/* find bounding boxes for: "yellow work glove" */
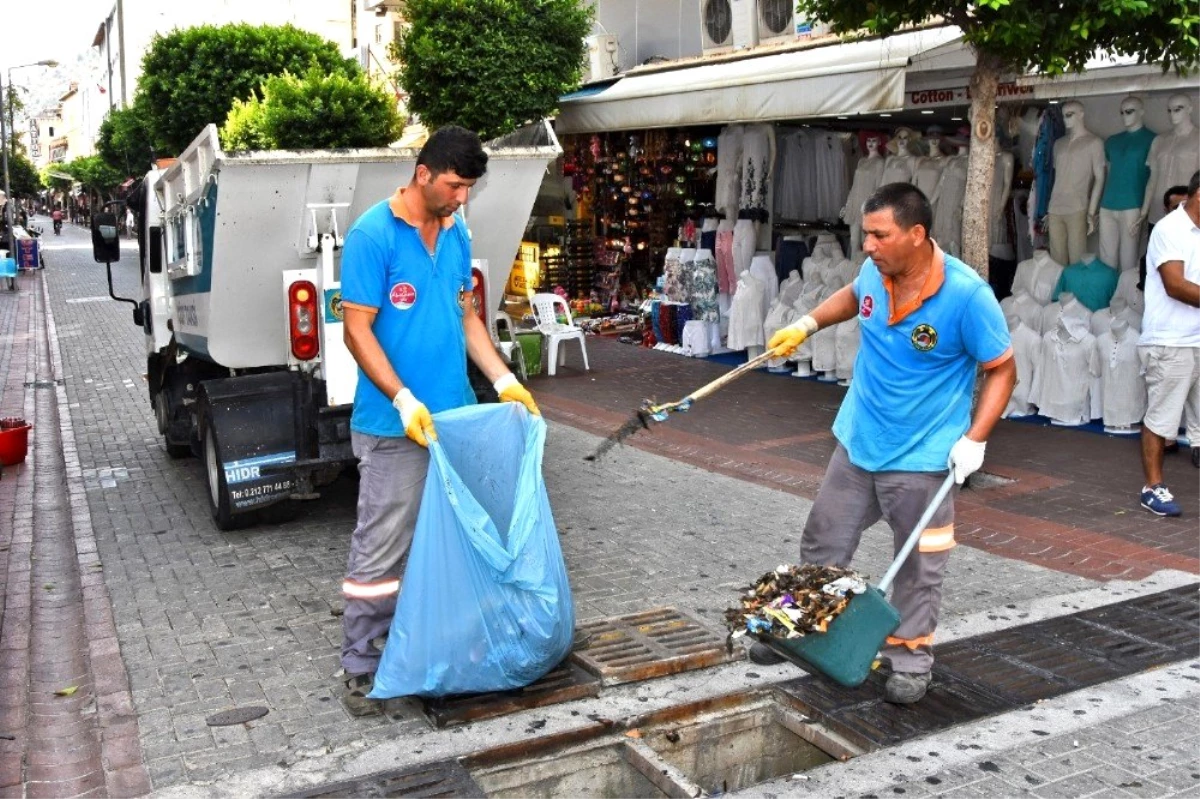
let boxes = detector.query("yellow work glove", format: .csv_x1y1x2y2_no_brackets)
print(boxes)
768,315,819,358
493,373,541,416
392,388,437,447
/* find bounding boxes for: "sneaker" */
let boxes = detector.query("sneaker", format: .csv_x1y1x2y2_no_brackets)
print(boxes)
1140,484,1182,517
342,672,381,717
885,671,931,704
748,642,786,665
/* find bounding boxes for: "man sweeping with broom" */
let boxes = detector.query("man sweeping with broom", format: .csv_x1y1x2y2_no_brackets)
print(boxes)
760,183,1016,704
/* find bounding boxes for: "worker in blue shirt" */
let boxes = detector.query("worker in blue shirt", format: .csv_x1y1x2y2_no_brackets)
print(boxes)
764,183,1016,704
337,126,540,715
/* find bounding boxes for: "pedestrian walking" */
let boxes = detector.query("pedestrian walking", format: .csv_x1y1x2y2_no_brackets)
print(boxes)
762,182,1016,704
1137,171,1200,517
336,125,540,715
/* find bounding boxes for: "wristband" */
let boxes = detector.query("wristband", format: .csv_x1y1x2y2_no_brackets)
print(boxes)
493,373,518,394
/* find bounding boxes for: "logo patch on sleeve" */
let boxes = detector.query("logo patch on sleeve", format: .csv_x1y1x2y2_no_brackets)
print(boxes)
389,282,417,310
911,323,938,352
860,295,874,319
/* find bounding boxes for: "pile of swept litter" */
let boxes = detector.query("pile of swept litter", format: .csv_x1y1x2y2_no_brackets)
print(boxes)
725,564,868,639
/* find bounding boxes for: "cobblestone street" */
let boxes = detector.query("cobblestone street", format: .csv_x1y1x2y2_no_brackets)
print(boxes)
0,219,1196,797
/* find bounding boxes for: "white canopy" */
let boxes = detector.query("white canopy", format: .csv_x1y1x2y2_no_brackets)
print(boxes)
555,27,964,134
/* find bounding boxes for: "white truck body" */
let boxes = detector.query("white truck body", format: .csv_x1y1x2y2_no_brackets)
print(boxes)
113,122,560,528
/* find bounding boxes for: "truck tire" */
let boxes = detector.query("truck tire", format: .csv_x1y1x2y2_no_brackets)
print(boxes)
154,393,191,459
202,422,256,531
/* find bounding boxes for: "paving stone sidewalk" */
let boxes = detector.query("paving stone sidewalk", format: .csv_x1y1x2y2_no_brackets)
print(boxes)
3,219,1196,796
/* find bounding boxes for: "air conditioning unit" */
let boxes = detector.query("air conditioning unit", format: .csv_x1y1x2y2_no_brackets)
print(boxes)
583,34,619,83
757,0,796,45
700,0,759,56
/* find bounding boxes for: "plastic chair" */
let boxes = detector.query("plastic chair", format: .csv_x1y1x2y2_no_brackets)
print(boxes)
492,310,527,382
529,293,590,376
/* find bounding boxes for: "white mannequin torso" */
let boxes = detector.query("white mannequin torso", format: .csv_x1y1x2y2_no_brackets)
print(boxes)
1047,129,1105,215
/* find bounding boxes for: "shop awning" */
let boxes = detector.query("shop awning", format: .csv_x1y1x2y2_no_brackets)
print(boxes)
555,26,964,134
1016,54,1196,100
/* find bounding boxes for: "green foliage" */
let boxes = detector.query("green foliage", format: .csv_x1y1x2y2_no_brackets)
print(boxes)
63,155,124,195
8,152,42,197
41,166,72,193
796,0,1198,76
396,0,593,140
137,23,359,155
220,68,404,151
97,101,157,177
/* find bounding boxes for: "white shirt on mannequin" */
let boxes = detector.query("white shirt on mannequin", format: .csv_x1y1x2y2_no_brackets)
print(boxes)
1091,319,1146,427
1142,95,1200,226
1031,314,1096,425
1005,316,1043,417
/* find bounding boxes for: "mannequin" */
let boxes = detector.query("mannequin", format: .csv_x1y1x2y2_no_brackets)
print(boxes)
739,124,776,213
749,252,779,317
727,271,767,356
1140,94,1199,227
1090,294,1142,337
834,315,860,385
677,248,697,305
841,136,887,252
1004,310,1042,418
1000,287,1045,333
689,248,719,325
1046,101,1106,268
989,149,1016,260
1030,312,1095,426
715,218,737,296
763,271,803,372
1099,97,1157,271
1040,291,1091,337
731,211,758,297
881,127,921,185
930,138,970,255
1113,266,1145,318
662,248,686,303
913,130,948,199
1011,249,1064,306
1092,317,1146,433
811,280,841,380
1053,252,1118,312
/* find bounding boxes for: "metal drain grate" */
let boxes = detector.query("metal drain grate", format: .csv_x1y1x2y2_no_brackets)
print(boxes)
285,760,484,798
570,607,743,686
778,584,1199,750
421,661,601,729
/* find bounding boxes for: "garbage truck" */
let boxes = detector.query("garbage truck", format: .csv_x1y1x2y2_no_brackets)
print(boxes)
96,122,560,529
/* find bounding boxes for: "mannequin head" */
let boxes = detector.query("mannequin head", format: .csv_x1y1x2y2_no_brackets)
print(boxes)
865,136,881,157
1111,317,1129,338
1167,94,1195,131
1118,96,1145,131
1061,101,1085,132
889,127,918,156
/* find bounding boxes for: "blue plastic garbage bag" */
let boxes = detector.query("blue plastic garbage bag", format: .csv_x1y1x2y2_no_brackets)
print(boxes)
369,403,574,698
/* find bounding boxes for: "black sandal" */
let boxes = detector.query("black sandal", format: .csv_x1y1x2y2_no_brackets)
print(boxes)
342,673,381,717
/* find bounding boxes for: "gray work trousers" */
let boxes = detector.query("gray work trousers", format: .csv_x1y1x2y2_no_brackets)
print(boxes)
341,432,429,676
801,444,956,673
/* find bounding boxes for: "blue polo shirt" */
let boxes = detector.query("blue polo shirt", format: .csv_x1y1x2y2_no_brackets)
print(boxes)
833,250,1011,473
1052,257,1119,312
1100,128,1156,211
341,195,476,437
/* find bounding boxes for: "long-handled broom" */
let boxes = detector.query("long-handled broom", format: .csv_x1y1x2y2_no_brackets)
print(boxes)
585,348,776,461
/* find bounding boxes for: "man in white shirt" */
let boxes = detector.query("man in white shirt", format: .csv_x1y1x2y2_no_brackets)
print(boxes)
1138,171,1200,517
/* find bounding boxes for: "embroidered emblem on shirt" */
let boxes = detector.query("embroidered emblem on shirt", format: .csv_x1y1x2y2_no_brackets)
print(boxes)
860,295,874,319
390,282,417,310
911,323,937,352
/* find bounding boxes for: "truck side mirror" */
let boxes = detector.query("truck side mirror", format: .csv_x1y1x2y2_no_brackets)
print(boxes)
149,227,163,274
91,211,121,263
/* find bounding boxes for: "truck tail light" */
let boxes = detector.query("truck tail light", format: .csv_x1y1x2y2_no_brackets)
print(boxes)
289,280,320,360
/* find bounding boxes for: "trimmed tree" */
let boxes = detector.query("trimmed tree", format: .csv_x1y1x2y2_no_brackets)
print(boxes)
8,152,42,198
394,0,592,140
97,101,157,177
796,0,1200,274
221,68,404,151
138,23,359,155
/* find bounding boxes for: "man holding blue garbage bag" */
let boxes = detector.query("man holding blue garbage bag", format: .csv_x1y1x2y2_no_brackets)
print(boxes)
338,125,541,715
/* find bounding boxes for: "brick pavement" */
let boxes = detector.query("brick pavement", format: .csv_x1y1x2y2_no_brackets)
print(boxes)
529,337,1200,581
5,220,1195,794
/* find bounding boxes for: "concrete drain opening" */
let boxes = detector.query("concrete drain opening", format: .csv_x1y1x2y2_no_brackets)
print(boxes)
464,691,863,798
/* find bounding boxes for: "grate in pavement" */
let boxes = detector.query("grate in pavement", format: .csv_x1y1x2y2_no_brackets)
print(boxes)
570,607,743,686
284,760,484,798
777,584,1198,750
421,661,601,729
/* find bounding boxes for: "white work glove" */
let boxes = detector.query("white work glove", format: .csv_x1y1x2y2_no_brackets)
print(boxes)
947,435,986,484
493,373,540,415
767,315,818,358
393,388,436,447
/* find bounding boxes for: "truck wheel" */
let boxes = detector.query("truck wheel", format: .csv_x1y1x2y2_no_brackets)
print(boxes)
203,423,254,531
155,393,191,459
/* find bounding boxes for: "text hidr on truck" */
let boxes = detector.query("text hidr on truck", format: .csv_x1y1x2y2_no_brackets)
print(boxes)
96,122,560,529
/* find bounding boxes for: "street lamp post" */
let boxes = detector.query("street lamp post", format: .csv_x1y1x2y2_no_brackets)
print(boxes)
2,59,58,247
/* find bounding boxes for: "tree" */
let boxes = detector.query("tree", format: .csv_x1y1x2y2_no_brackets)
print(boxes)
797,0,1200,274
8,151,42,197
221,68,404,151
97,101,157,177
395,0,592,140
64,155,124,196
137,23,359,155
